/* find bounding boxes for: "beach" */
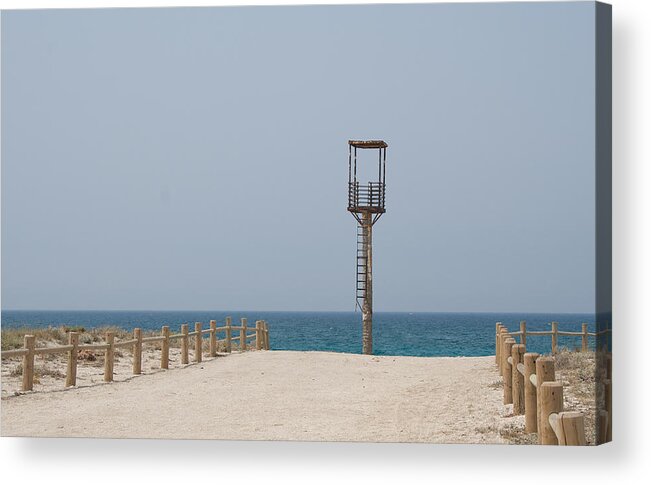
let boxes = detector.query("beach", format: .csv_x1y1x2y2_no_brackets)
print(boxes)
1,350,515,443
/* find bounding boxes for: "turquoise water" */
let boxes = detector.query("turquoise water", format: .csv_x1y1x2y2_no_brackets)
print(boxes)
1,310,598,357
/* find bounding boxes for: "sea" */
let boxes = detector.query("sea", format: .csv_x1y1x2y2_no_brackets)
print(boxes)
0,310,598,357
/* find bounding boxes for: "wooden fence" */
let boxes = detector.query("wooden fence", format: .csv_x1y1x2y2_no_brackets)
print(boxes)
1,317,270,392
496,322,612,445
495,320,610,357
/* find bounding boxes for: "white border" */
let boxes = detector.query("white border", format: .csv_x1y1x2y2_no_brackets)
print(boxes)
1,0,649,483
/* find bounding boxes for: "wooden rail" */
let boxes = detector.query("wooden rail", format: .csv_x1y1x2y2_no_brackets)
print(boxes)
495,320,609,358
1,318,271,392
495,322,612,445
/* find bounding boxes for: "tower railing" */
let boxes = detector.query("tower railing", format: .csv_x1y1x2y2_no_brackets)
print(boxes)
348,181,386,211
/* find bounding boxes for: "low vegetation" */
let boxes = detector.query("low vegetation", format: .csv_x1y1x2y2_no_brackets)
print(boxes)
492,346,597,445
553,346,597,444
9,362,66,382
1,325,221,353
1,326,129,351
2,324,237,396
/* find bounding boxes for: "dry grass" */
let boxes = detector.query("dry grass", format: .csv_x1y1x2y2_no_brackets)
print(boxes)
2,324,255,397
553,346,597,444
1,325,132,351
10,363,66,382
499,421,538,445
494,346,598,445
487,379,503,390
1,325,224,352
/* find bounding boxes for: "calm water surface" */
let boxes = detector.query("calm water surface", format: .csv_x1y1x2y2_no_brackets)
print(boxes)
1,310,598,357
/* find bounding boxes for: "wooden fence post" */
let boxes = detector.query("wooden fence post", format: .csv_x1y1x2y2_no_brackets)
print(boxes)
520,321,526,346
66,332,79,387
605,378,612,441
605,351,613,441
598,410,609,444
524,352,539,433
22,335,36,392
133,328,142,375
195,322,202,363
240,318,247,351
255,321,262,350
607,352,612,440
264,321,270,350
161,326,170,369
225,317,232,353
495,322,502,364
512,344,526,415
181,324,189,364
499,329,510,377
503,338,516,405
209,320,217,357
581,323,588,352
535,357,556,442
559,412,586,445
540,381,563,445
104,332,115,382
551,321,558,354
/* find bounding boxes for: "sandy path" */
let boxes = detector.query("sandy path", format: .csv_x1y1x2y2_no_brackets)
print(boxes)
1,351,509,443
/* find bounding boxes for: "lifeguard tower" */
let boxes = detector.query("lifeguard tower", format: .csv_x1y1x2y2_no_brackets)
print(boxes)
347,139,388,355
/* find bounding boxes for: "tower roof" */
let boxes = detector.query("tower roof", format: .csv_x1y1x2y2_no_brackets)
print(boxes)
348,140,388,149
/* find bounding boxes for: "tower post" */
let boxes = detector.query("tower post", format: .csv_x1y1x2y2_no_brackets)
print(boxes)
347,139,387,355
362,211,373,354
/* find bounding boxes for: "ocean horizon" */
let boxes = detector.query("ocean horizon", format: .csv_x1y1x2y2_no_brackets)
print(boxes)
1,310,596,357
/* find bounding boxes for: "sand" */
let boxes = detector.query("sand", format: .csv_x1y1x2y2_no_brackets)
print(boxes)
1,351,515,443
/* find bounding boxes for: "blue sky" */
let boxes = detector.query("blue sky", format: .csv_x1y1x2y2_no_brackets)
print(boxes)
1,3,597,312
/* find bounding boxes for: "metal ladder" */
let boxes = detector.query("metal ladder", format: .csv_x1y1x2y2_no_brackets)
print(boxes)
355,222,367,310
